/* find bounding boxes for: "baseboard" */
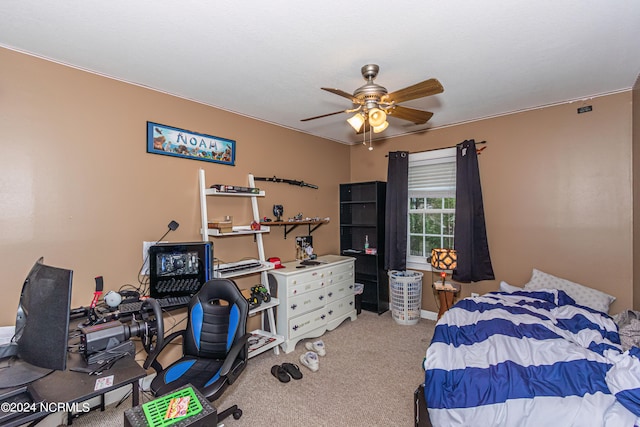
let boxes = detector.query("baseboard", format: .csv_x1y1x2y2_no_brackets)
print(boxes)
420,310,438,321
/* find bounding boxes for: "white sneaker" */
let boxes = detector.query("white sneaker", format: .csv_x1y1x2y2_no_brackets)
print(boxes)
305,339,326,356
299,351,319,372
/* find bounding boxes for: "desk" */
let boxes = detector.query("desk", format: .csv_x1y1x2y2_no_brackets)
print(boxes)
1,341,146,427
34,351,146,406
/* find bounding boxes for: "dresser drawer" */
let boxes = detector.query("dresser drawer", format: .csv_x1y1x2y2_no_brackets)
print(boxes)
289,308,327,339
325,269,354,287
325,279,354,303
324,262,354,283
326,296,355,321
287,268,326,286
287,288,326,317
288,276,325,297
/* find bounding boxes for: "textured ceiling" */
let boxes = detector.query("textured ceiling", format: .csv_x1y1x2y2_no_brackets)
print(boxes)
1,1,639,145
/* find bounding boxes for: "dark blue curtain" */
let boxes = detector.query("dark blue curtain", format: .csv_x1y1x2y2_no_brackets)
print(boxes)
452,140,494,283
384,151,409,271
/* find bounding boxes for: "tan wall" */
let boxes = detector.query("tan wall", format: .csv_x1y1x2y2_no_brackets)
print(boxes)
0,45,634,326
350,91,633,315
0,47,350,327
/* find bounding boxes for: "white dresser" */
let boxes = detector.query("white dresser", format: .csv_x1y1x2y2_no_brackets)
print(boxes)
270,255,357,353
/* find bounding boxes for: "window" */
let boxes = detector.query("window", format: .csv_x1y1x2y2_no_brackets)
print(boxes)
406,147,456,270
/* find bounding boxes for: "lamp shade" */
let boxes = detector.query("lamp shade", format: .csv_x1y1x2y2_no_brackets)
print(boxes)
368,108,387,127
372,120,389,133
430,248,457,270
347,113,365,132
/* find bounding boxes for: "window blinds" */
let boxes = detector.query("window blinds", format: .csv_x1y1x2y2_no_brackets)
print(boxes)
408,151,456,198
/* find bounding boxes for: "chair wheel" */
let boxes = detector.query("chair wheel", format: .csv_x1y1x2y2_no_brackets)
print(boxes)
233,409,243,420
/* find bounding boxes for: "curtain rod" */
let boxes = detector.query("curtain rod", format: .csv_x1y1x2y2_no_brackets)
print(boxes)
385,140,487,157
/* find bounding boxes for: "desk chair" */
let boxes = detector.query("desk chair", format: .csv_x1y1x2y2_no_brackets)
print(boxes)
143,278,249,422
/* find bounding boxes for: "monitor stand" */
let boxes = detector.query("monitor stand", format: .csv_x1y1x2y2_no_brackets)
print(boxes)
0,357,53,388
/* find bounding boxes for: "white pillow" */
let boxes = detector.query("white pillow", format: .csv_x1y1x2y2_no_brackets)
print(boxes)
523,268,615,313
500,281,523,293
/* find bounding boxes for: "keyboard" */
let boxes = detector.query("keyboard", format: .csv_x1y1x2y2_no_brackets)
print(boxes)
118,295,192,315
214,259,263,275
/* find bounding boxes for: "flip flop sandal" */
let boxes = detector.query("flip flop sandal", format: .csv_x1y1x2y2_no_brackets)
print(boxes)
271,364,290,383
281,362,303,380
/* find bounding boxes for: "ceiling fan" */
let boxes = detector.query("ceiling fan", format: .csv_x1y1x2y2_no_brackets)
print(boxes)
301,64,444,135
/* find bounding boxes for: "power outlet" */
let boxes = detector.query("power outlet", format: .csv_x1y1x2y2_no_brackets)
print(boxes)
471,292,480,298
142,240,166,275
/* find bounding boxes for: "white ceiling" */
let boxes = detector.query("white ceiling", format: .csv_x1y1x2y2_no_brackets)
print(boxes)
1,1,639,145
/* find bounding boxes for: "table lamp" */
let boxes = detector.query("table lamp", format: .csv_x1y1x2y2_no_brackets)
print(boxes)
430,248,457,288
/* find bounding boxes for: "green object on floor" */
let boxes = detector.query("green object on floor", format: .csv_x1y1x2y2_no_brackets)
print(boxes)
142,386,203,427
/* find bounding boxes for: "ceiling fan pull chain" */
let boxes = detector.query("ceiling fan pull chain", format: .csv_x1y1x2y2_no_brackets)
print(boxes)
362,119,366,146
369,123,373,151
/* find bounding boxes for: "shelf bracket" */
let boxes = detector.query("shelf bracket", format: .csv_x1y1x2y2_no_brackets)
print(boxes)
283,222,326,239
283,224,299,239
261,220,328,239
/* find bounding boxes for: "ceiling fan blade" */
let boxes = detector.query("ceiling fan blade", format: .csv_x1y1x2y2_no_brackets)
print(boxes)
381,78,444,104
388,105,433,124
321,87,359,104
301,110,346,122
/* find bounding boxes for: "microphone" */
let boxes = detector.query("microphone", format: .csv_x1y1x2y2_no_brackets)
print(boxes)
156,220,180,243
138,220,180,281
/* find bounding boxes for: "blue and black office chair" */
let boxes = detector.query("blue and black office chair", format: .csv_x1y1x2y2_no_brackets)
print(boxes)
143,278,250,422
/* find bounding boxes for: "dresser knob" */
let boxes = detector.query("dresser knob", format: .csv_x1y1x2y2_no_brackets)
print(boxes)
321,314,326,320
328,292,333,297
328,310,333,315
291,304,297,310
319,295,324,300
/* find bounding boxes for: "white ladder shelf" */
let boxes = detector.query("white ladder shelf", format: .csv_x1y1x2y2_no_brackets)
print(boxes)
198,168,284,358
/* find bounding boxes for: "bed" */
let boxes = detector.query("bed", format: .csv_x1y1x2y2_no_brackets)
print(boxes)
419,272,640,427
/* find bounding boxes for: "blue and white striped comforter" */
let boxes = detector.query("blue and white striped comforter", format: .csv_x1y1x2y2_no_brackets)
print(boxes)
424,290,640,426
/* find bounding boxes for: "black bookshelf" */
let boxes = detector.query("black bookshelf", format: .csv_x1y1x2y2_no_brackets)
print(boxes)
339,181,388,314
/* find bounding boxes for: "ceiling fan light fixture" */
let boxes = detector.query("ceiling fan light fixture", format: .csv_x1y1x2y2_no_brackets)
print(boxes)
372,120,389,133
368,108,387,127
347,113,365,132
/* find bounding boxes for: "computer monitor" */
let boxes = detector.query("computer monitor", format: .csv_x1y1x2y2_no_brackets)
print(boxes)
148,242,213,298
0,257,73,388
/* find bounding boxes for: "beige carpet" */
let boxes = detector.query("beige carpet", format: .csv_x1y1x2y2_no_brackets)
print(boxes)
69,310,435,426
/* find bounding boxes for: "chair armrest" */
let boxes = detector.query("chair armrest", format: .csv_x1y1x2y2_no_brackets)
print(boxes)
218,333,250,379
143,329,185,371
199,333,250,400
